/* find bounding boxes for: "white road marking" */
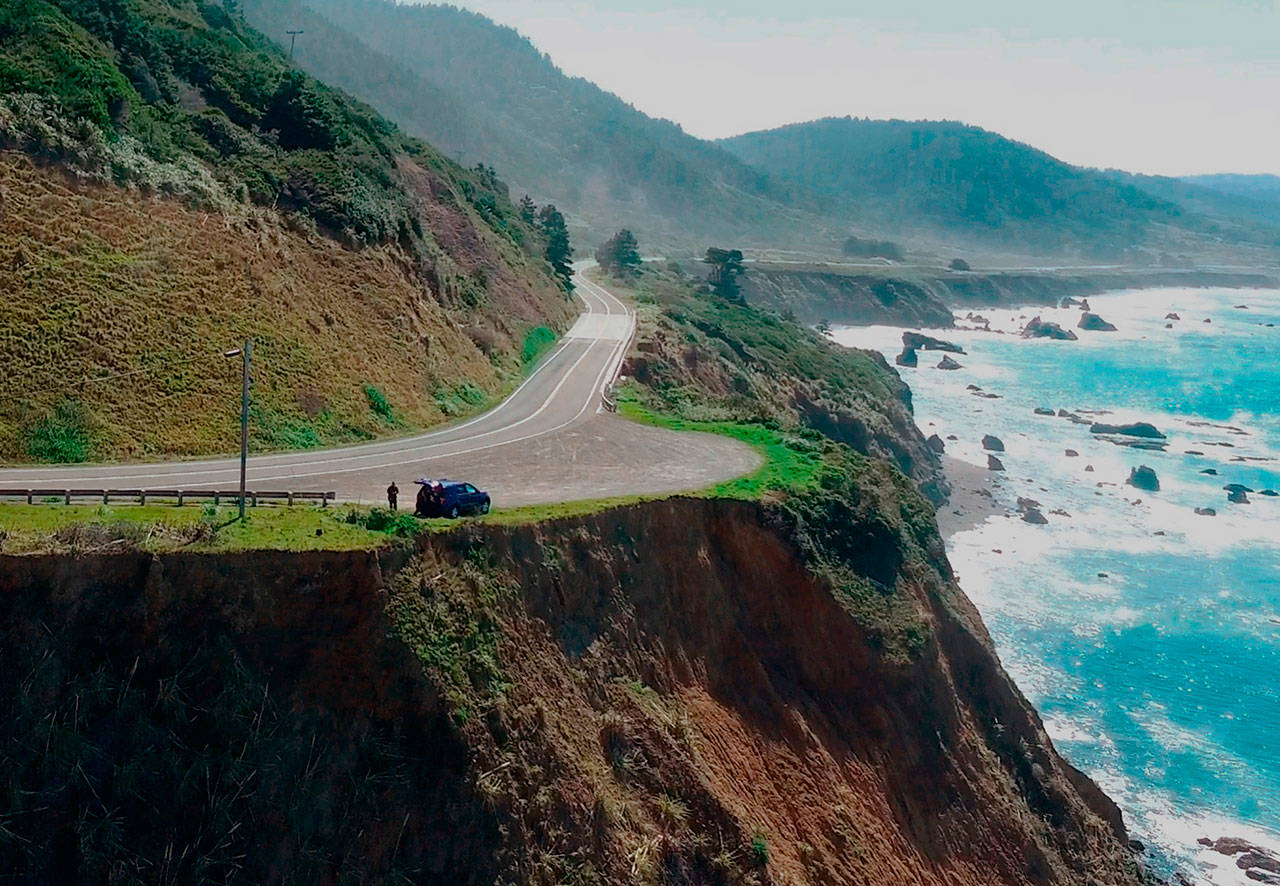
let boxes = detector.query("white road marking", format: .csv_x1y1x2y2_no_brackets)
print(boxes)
0,267,639,491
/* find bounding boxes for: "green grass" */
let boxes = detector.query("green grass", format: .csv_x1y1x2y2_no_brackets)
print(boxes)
0,502,390,553
0,384,829,553
520,325,557,367
617,388,826,499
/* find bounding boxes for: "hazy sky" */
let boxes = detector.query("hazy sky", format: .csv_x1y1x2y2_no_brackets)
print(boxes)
447,0,1280,176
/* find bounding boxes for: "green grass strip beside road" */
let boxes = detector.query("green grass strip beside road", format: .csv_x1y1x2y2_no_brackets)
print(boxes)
0,403,831,553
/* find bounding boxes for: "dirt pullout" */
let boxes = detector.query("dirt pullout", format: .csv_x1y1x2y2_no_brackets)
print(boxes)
0,495,1142,884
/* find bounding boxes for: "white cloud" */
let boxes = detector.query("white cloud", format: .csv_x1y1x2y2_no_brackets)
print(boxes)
448,0,1280,175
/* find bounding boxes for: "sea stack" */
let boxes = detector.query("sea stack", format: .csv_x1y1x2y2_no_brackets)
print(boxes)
1127,465,1160,492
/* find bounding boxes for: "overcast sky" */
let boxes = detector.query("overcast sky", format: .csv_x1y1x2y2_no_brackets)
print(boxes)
445,0,1280,176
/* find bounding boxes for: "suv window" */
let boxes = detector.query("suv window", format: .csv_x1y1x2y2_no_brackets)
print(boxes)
464,484,477,493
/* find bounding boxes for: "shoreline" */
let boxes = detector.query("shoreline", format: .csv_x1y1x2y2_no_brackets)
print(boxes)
935,454,1006,540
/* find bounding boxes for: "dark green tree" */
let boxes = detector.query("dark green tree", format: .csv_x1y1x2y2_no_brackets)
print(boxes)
538,204,574,291
518,194,537,224
703,247,745,303
596,229,642,278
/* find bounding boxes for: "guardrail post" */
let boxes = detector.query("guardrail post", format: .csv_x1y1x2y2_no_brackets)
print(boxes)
287,491,294,506
64,490,70,505
250,492,258,508
177,491,184,507
103,490,109,505
139,491,146,506
324,492,332,507
26,490,32,505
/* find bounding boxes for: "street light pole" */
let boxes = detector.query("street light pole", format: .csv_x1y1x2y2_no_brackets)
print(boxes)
224,340,252,522
238,339,251,522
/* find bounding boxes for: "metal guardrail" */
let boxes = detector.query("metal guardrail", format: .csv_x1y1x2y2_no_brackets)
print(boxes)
0,489,336,507
601,386,619,413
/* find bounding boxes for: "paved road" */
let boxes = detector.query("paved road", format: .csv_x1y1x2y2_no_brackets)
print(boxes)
0,270,761,507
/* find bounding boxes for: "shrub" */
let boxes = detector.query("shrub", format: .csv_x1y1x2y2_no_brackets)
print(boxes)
751,834,769,866
363,384,394,422
360,507,420,537
25,399,94,463
520,325,556,365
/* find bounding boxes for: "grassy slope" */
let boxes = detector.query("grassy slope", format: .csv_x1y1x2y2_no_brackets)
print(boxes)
606,265,948,500
0,0,573,462
0,265,942,552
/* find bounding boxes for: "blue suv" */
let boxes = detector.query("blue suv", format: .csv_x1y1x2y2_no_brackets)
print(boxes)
414,479,491,518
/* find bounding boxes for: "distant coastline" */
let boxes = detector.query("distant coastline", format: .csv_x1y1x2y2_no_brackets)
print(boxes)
744,265,1280,328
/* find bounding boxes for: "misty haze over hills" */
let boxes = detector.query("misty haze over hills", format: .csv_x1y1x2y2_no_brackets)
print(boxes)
246,0,1280,264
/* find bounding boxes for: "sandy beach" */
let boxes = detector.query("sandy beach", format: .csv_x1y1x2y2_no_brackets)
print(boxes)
935,454,1008,540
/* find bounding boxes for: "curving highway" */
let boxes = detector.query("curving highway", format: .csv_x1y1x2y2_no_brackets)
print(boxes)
0,269,761,507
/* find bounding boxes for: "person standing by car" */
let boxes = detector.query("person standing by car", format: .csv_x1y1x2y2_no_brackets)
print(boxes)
386,481,399,511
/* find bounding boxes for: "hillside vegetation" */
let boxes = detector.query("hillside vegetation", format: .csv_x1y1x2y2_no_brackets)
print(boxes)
0,0,573,461
721,117,1280,259
242,0,827,249
607,265,949,502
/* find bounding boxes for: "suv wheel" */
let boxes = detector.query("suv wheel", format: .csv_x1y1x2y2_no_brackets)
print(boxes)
480,500,490,515
449,505,460,519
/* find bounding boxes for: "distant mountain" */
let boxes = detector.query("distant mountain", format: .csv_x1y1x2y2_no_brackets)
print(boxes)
244,0,824,249
720,118,1280,259
1181,174,1280,204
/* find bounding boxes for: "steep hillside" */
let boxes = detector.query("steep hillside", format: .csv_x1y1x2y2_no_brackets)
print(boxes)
0,487,1146,883
242,0,826,249
0,0,573,461
720,117,1280,259
607,266,950,503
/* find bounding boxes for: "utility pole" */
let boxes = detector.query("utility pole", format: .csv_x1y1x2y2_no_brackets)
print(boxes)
224,340,252,522
286,29,303,59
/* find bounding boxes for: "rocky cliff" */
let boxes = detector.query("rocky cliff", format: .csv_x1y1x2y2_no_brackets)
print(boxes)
743,266,1280,328
0,485,1145,883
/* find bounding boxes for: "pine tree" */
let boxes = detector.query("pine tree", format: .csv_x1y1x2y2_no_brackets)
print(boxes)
703,247,745,302
538,204,574,291
518,195,537,224
595,229,642,278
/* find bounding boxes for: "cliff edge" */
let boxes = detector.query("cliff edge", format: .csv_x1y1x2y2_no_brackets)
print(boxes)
0,474,1142,883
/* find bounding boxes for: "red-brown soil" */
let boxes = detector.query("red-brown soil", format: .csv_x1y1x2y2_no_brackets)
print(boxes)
0,497,1144,884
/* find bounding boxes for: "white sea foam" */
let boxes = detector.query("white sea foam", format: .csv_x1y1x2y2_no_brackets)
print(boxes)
831,285,1280,879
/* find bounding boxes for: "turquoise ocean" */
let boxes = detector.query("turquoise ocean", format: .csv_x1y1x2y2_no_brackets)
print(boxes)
833,287,1280,884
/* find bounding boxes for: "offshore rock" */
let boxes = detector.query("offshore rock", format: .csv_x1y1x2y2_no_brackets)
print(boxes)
1078,312,1118,332
982,434,1005,452
1090,422,1165,439
1021,316,1078,340
937,355,962,370
903,331,965,353
1127,466,1160,492
895,346,918,367
988,454,1006,471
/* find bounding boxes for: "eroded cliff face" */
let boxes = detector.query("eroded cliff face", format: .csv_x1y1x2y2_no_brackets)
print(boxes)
0,493,1143,884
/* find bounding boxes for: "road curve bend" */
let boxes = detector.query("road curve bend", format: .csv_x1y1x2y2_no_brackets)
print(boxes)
0,269,761,507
